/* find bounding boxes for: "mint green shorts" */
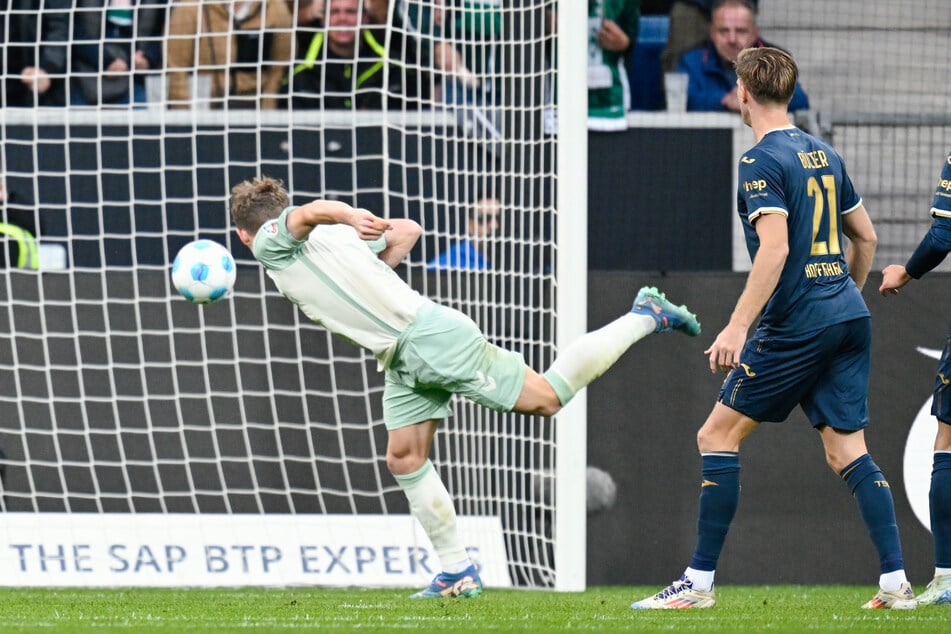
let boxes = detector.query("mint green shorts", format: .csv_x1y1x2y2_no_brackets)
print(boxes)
383,302,527,430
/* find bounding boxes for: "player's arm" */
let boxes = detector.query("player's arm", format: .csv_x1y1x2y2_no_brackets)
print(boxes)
706,212,788,373
378,219,423,268
286,200,390,240
841,203,876,291
881,216,951,295
882,153,951,295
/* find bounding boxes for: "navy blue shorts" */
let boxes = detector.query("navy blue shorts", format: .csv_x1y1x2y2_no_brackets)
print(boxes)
718,317,870,430
933,326,951,425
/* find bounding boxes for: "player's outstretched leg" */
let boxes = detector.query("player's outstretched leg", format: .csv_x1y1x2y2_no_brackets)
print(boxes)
410,564,483,599
861,582,917,609
916,574,951,606
630,575,716,609
630,286,701,336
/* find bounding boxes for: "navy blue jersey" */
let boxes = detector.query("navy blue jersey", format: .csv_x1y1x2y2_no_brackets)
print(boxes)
905,149,951,279
932,150,951,218
918,149,951,424
737,127,869,336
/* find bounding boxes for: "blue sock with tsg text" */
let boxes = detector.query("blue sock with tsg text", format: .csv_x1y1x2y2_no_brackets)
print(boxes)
840,454,904,574
689,452,741,573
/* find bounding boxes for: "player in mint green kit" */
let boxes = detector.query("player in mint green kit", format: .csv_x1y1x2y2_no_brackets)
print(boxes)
633,47,915,610
229,176,700,598
880,148,951,607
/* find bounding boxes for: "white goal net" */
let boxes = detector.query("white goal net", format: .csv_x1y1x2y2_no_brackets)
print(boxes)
0,1,587,589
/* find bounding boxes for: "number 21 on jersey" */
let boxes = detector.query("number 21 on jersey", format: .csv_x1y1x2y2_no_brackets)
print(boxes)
808,175,840,255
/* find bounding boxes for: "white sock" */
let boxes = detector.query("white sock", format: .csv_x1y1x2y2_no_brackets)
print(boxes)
936,567,951,577
544,313,655,404
684,567,715,592
444,560,471,574
393,460,469,572
880,569,908,592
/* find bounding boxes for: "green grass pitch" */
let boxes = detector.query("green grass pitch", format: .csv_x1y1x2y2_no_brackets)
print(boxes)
0,586,948,632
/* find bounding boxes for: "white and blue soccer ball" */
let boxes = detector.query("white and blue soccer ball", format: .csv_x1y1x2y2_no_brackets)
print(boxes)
171,239,236,304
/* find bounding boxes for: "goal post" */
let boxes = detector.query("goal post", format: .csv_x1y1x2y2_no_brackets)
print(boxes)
553,0,589,593
0,0,587,590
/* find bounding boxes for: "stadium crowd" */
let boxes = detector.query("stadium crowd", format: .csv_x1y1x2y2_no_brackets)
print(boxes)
2,1,807,115
1,0,503,110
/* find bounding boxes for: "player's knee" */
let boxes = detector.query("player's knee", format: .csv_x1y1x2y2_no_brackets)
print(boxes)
513,380,563,417
515,401,561,417
822,444,862,473
823,450,847,474
537,398,562,417
696,426,715,452
386,447,426,476
696,426,738,453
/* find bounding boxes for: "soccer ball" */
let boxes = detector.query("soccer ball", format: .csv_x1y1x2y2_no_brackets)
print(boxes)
171,239,236,304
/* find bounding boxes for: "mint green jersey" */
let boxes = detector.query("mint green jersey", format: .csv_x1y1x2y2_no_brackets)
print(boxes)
252,207,429,369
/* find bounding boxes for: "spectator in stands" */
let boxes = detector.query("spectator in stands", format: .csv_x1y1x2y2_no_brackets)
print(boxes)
660,0,755,73
541,2,640,134
364,0,477,102
71,0,169,107
166,0,293,110
291,0,324,26
677,0,808,113
439,0,503,107
286,0,428,110
2,0,70,107
587,0,640,131
427,196,501,271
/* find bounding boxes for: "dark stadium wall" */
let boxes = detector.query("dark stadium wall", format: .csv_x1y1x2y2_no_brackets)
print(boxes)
4,124,727,270
586,128,734,271
585,271,947,586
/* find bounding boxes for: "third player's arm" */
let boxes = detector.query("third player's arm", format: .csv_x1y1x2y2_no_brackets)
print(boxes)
881,216,951,295
841,204,877,291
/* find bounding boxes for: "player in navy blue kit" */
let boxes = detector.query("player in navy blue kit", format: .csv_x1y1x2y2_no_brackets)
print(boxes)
880,149,951,607
632,46,916,610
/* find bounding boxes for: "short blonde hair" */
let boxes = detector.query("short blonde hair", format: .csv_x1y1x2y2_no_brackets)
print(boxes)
230,176,290,234
734,46,798,106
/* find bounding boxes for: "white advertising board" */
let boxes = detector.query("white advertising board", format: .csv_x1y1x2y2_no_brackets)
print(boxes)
0,514,511,588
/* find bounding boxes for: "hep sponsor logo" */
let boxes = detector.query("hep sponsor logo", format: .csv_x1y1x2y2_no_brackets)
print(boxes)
743,179,768,192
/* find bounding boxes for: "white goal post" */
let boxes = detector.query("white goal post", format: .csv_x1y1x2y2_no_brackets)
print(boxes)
0,0,587,590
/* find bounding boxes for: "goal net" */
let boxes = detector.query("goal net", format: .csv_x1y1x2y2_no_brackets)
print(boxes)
0,1,587,589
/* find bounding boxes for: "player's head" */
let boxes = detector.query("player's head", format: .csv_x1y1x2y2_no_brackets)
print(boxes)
734,46,797,121
710,0,758,63
230,176,290,240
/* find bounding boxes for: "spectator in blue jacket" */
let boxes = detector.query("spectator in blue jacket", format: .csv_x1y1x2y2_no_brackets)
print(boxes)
661,0,758,73
677,0,808,113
